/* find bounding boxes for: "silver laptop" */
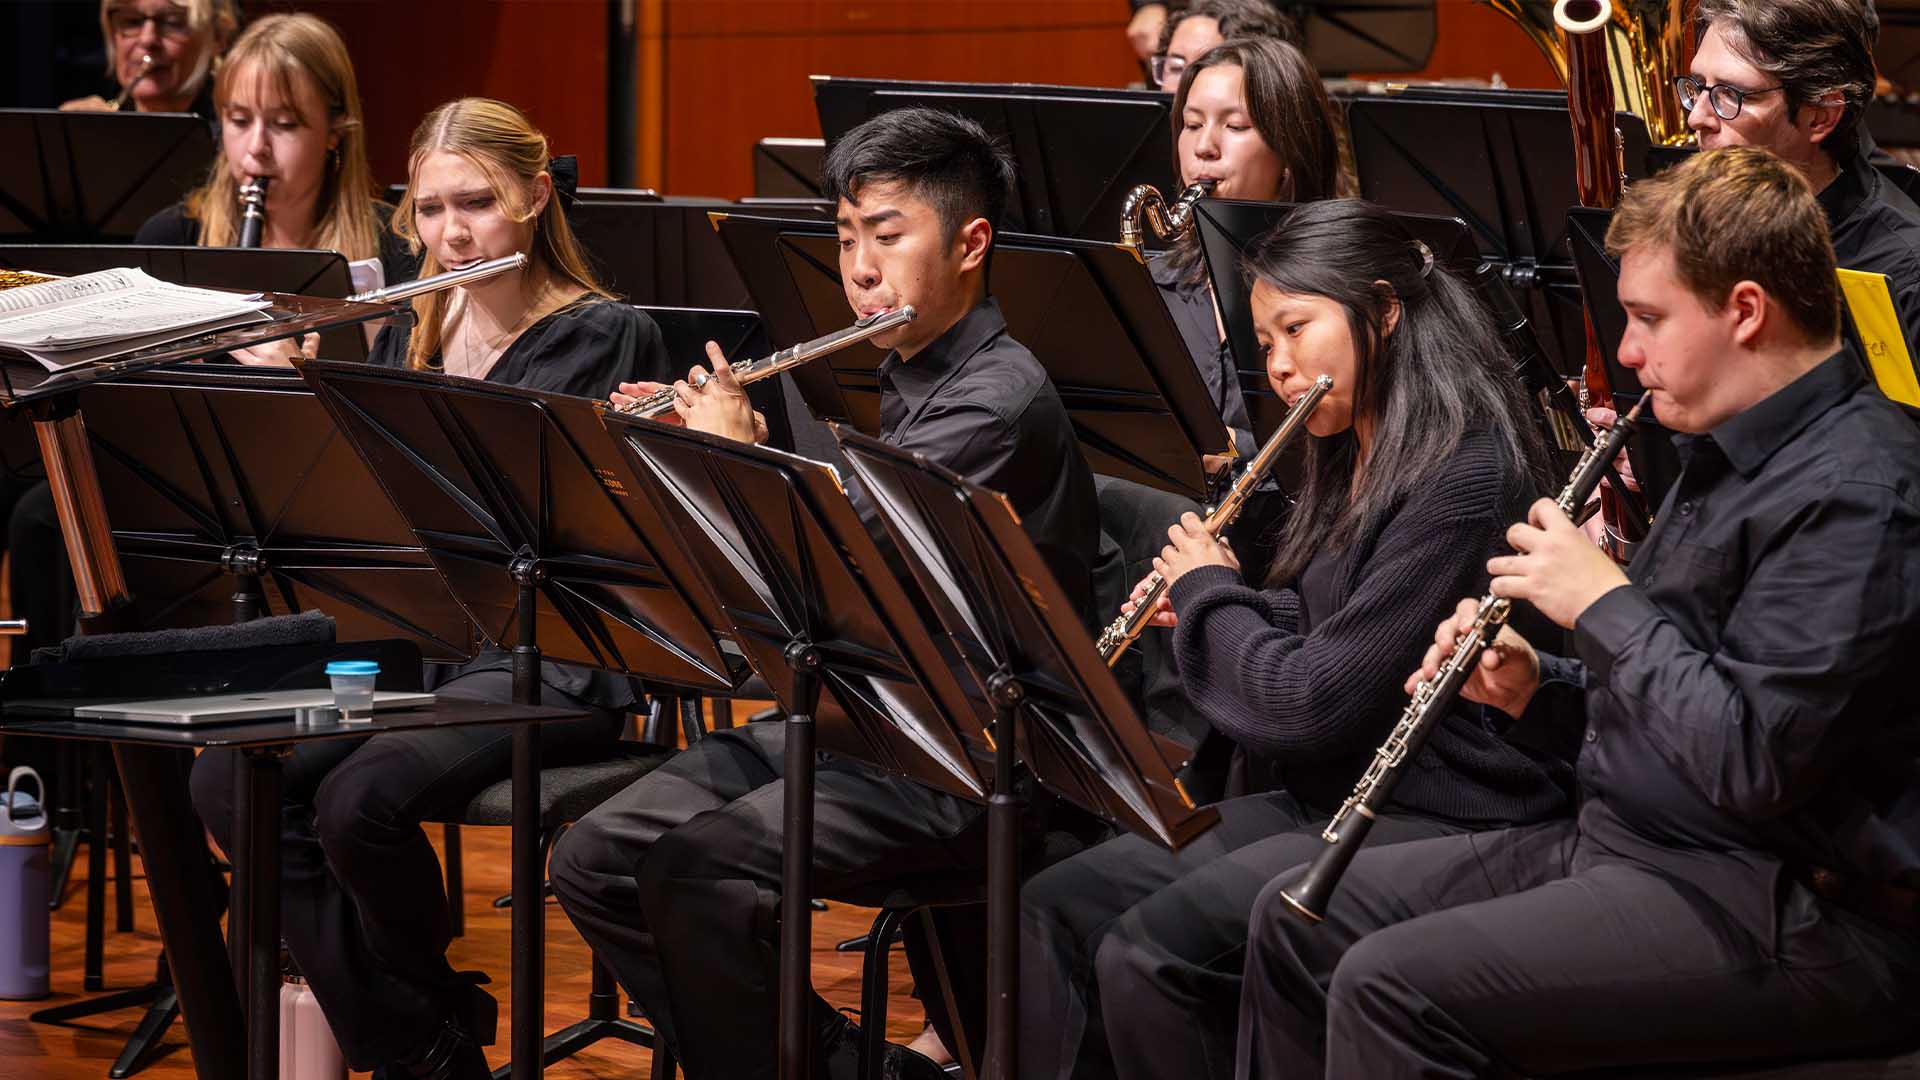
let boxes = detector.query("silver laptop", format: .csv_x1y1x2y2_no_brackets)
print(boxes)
70,689,437,725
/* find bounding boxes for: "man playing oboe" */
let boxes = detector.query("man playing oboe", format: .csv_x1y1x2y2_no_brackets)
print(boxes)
1236,146,1920,1078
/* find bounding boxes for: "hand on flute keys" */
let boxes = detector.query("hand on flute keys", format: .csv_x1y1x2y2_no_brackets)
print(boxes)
229,332,320,367
1407,598,1541,719
609,341,767,444
1121,512,1242,628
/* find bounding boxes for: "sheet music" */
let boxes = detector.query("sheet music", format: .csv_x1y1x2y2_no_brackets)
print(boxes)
0,272,269,350
0,267,150,316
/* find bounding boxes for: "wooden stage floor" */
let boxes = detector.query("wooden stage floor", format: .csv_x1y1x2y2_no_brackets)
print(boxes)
0,813,924,1078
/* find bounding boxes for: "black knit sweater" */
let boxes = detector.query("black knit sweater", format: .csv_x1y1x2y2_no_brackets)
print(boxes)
1168,429,1573,825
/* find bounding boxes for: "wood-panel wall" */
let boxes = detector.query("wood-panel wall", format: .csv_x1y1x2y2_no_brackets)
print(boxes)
279,0,1561,199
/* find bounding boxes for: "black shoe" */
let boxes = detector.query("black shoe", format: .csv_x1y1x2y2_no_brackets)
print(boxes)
386,1019,491,1080
880,1043,948,1080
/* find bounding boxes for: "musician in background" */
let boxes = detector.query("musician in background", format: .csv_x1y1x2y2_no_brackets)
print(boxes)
557,107,1103,1080
189,97,669,1080
1685,0,1920,363
1238,146,1920,1079
1157,35,1338,460
1149,0,1294,94
133,13,415,297
59,0,237,119
1018,200,1572,1080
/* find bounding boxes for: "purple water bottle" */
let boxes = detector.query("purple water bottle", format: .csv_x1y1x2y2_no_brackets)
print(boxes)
0,766,50,1000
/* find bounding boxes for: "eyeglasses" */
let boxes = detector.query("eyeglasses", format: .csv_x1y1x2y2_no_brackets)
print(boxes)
1150,54,1189,88
1673,75,1786,121
109,7,192,39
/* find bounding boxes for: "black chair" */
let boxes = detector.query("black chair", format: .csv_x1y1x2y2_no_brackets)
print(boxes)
839,874,985,1080
428,745,674,1080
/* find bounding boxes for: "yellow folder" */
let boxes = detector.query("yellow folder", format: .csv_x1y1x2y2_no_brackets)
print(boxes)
1837,268,1920,407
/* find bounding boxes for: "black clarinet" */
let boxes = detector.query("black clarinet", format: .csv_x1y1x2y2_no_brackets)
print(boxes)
1278,391,1650,923
238,176,270,248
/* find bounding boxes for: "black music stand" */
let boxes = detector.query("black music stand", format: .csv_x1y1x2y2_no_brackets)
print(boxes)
713,213,1231,500
1342,89,1654,376
603,410,989,1080
0,245,367,362
298,360,760,1080
1565,207,1682,508
812,77,1175,239
833,427,1219,1079
753,139,826,199
570,199,748,308
0,110,213,242
640,305,797,454
1192,197,1477,439
1278,0,1438,75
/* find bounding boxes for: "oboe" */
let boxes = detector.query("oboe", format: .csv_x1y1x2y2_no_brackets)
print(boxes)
238,177,270,249
1094,374,1333,665
348,252,528,304
611,306,916,419
1278,390,1650,923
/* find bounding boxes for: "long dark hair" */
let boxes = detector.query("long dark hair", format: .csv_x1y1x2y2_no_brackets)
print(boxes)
1166,36,1338,285
1248,200,1553,587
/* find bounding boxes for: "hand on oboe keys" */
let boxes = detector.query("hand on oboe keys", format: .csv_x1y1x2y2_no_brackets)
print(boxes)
1409,597,1541,717
1490,496,1630,628
609,340,767,443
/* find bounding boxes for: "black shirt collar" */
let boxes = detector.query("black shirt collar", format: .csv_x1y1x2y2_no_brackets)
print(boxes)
1816,149,1878,231
875,297,1006,415
1694,348,1862,477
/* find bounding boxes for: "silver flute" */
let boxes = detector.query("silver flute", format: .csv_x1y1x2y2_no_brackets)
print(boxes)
1277,390,1651,924
349,252,529,304
613,306,916,418
1095,374,1333,665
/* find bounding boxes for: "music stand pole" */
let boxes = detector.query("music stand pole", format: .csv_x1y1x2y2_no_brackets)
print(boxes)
778,643,823,1080
508,555,544,1080
982,671,1023,1080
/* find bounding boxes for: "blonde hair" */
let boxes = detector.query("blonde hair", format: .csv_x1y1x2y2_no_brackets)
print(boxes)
183,13,382,262
100,0,240,99
392,97,612,372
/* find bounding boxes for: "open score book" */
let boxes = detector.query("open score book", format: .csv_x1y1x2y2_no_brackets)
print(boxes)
0,267,273,371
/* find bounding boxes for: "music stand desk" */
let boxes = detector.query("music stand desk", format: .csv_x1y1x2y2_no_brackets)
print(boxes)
0,697,586,1080
812,77,1174,239
833,426,1219,1078
299,362,763,1079
713,213,1229,500
0,109,212,242
607,413,989,1079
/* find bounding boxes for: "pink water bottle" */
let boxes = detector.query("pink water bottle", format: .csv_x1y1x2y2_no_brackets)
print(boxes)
280,963,346,1080
0,766,50,1000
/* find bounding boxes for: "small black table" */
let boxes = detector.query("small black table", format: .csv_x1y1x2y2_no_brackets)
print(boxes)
0,699,587,1080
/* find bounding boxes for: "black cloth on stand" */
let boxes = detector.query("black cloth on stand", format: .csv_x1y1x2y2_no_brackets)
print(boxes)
552,294,1108,1080
1238,350,1920,1078
133,199,421,291
1018,426,1573,1080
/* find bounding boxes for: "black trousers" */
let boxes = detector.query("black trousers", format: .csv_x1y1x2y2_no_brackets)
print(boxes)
7,480,75,663
1238,820,1920,1079
1019,790,1461,1080
549,720,994,1080
188,670,624,1069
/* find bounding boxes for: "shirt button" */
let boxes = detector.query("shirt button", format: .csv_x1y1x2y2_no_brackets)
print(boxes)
1679,501,1694,515
1584,728,1598,743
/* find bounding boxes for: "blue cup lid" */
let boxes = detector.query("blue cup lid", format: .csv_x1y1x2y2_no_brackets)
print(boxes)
325,661,381,676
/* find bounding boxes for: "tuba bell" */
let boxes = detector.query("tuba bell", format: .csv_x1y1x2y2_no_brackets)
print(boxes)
1482,0,1691,146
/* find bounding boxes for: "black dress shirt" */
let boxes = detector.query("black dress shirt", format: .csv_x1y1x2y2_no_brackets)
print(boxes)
868,297,1101,620
368,298,673,709
1820,150,1920,370
1533,351,1920,937
1148,253,1257,458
